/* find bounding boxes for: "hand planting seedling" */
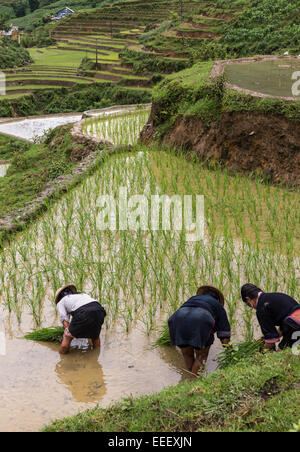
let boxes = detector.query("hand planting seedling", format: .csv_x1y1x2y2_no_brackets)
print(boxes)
24,327,65,343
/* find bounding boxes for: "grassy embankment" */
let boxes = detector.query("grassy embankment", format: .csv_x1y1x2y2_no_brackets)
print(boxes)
0,81,151,116
42,349,300,432
0,125,104,221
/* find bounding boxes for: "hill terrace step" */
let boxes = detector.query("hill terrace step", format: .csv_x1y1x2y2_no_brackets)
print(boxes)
54,37,132,45
7,80,77,88
56,41,125,51
175,30,220,39
6,74,95,81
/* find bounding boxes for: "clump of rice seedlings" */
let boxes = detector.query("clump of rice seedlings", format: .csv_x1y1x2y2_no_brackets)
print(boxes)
217,339,265,369
153,320,170,347
24,326,65,343
0,134,299,345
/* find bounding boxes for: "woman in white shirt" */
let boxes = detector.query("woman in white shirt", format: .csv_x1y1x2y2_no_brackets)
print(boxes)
55,284,106,354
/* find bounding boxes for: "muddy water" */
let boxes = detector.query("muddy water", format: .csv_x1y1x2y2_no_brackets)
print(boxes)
0,110,226,432
0,113,82,142
225,58,300,98
0,304,221,432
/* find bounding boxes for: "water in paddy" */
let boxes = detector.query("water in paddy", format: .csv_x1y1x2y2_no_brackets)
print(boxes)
0,115,298,431
0,149,225,432
225,58,300,98
1,305,220,432
0,114,82,142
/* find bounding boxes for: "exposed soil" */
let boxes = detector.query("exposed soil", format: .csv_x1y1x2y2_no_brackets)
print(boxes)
141,107,300,187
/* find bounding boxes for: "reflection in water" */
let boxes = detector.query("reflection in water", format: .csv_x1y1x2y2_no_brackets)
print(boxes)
157,341,223,380
55,348,106,403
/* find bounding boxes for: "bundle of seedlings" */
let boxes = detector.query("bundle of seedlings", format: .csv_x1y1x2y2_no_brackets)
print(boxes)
24,326,65,343
217,339,265,369
153,321,171,347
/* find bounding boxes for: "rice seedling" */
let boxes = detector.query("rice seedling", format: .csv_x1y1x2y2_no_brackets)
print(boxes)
0,109,298,350
217,339,265,369
153,321,170,347
24,326,65,342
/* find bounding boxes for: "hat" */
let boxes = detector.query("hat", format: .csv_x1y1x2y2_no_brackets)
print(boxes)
196,285,225,306
55,284,77,304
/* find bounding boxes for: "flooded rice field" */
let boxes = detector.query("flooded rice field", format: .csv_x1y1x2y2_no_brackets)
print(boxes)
0,113,82,142
0,110,299,431
2,304,214,432
225,58,300,98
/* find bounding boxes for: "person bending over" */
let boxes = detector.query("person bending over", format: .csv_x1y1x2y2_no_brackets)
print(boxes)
168,285,231,375
241,283,300,350
55,284,106,355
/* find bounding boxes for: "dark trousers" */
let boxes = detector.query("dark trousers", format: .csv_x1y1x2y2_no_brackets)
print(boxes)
279,319,300,350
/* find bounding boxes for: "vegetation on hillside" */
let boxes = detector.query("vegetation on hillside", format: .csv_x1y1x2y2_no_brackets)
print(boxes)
0,37,31,68
221,0,300,56
139,0,300,58
0,82,151,116
0,124,101,217
0,0,111,30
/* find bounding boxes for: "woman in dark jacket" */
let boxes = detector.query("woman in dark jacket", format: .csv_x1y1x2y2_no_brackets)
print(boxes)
168,286,231,375
241,283,300,350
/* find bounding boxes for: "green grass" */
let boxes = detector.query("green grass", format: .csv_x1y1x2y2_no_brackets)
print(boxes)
0,133,25,160
29,48,87,68
0,125,90,217
42,350,300,432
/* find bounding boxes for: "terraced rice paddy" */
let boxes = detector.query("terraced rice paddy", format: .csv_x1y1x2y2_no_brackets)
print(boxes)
225,58,300,98
1,0,248,100
0,107,299,431
3,28,150,99
0,113,82,142
83,106,150,145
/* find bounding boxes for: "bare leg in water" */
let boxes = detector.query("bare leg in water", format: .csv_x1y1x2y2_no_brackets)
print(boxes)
181,346,210,376
59,333,73,354
92,337,101,349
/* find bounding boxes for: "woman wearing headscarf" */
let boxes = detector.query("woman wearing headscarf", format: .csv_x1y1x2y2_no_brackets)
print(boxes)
241,283,300,350
168,286,231,375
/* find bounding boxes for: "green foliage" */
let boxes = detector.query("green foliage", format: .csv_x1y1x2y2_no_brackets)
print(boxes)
25,326,64,342
221,0,300,56
21,26,54,47
152,61,300,138
0,83,151,117
0,37,31,68
0,134,26,160
224,90,300,122
120,48,189,75
0,125,84,216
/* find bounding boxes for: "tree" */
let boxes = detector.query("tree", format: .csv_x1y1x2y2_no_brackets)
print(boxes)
29,0,40,12
12,1,27,18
